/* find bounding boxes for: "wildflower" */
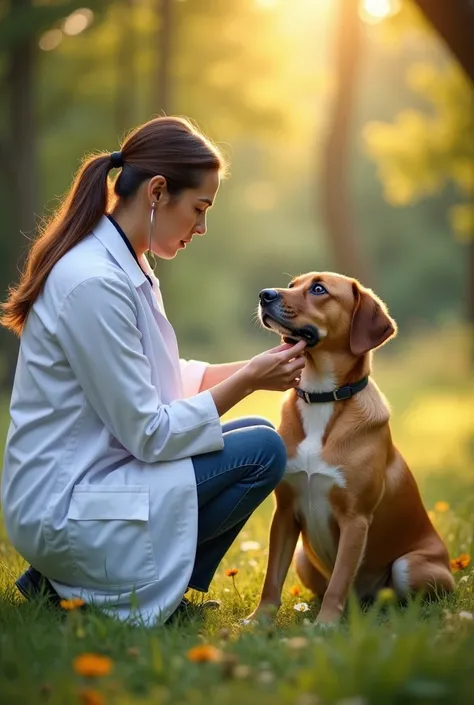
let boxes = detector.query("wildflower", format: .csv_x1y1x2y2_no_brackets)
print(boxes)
73,654,113,678
127,647,140,658
60,597,85,611
294,602,310,612
186,644,223,663
458,611,473,621
450,554,471,573
234,664,252,679
434,501,450,513
225,567,242,601
286,636,309,650
376,587,397,604
240,540,261,552
79,689,105,705
290,585,302,596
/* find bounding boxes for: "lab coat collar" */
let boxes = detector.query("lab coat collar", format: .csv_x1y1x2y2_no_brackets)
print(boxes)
92,215,148,288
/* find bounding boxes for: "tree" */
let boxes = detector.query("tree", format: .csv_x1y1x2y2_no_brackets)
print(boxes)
0,0,108,389
320,0,370,285
363,0,474,344
156,0,173,114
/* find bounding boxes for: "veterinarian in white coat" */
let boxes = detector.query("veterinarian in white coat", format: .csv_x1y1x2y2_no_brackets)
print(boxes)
1,117,307,624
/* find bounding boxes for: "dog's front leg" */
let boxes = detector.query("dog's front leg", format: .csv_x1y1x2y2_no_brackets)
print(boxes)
246,484,300,621
316,515,369,625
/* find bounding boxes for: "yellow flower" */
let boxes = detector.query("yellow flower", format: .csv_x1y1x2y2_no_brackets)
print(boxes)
434,501,450,513
377,587,397,604
79,689,105,705
450,553,471,573
186,644,223,663
73,654,113,678
61,598,85,611
225,568,239,577
289,585,301,596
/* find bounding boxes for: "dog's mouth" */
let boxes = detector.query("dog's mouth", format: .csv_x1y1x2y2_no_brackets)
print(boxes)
261,312,320,348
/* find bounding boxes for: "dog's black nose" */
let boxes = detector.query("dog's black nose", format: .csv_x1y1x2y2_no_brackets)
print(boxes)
259,289,280,304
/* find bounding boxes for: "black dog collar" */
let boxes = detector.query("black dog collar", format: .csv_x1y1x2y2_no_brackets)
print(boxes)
295,376,369,403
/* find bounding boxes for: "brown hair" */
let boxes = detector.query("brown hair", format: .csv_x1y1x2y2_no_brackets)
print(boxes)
1,116,226,336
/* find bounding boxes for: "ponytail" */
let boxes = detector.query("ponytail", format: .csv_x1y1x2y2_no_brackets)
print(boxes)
1,116,225,336
1,153,114,336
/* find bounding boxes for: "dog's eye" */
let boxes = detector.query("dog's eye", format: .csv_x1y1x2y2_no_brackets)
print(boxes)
288,282,295,289
310,283,327,296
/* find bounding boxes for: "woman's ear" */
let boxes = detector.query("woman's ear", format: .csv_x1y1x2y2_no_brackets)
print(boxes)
148,175,168,207
349,282,397,356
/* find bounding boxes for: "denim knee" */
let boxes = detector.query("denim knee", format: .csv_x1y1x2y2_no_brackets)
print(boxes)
243,416,275,430
254,426,287,488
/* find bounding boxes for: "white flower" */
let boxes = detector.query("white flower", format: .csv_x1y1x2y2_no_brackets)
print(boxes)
459,611,473,621
294,602,310,612
248,559,258,568
286,636,309,650
459,575,470,583
240,540,261,552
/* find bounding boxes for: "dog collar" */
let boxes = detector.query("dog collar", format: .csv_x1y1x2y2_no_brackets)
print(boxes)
295,376,369,404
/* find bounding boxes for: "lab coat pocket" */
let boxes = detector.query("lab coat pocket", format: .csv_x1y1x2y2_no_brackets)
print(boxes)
67,486,157,588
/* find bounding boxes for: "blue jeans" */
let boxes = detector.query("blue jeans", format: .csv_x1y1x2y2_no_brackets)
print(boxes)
189,416,287,592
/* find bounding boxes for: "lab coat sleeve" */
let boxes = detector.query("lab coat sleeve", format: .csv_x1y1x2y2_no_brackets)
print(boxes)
179,359,209,397
55,276,223,463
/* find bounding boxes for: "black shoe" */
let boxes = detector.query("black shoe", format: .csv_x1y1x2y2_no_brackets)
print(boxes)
166,596,221,623
15,567,61,607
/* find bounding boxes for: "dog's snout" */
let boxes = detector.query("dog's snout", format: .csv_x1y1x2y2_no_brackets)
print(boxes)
259,289,280,304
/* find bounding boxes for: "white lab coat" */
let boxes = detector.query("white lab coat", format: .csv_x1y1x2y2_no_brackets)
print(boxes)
1,215,224,624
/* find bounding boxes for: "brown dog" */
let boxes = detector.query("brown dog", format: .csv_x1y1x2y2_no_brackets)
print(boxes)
249,272,454,626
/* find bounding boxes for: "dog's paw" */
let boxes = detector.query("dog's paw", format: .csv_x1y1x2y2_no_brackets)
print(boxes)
238,617,258,628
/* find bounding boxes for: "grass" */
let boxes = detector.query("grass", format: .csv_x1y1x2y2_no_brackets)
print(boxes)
1,325,473,705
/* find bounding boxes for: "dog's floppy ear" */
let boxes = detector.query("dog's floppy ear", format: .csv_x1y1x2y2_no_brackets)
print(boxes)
349,282,397,356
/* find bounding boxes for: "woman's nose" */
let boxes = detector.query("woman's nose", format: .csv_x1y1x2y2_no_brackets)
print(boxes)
194,225,206,236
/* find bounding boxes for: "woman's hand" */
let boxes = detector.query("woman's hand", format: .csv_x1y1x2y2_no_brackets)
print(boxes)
243,340,307,393
207,340,307,418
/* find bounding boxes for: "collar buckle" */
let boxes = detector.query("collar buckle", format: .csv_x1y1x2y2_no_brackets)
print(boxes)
303,391,312,404
333,386,352,402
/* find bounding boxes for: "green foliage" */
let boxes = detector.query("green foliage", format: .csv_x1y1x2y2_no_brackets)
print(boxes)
363,1,474,241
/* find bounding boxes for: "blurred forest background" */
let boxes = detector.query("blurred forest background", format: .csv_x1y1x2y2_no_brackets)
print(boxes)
0,0,473,379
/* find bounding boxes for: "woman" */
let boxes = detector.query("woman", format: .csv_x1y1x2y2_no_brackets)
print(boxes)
1,116,306,625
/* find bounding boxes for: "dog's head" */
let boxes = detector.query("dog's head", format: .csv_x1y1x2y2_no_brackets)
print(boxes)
258,272,397,356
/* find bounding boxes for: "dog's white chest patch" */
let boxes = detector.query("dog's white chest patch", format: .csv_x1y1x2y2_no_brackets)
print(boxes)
284,367,344,569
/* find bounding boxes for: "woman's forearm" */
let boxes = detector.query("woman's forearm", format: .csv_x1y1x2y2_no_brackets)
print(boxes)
207,366,255,417
199,361,249,391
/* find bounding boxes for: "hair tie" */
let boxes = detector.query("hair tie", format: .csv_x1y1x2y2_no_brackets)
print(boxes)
110,151,124,169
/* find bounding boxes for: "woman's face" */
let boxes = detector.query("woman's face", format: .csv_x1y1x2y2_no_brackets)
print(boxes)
150,170,220,260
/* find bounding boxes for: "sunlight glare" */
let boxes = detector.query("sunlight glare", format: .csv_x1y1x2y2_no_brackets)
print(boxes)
255,0,278,9
359,0,400,24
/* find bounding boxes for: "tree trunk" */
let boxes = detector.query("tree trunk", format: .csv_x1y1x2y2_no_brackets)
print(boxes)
412,0,474,83
115,0,136,136
413,0,474,360
320,0,370,286
157,0,173,114
1,0,37,390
